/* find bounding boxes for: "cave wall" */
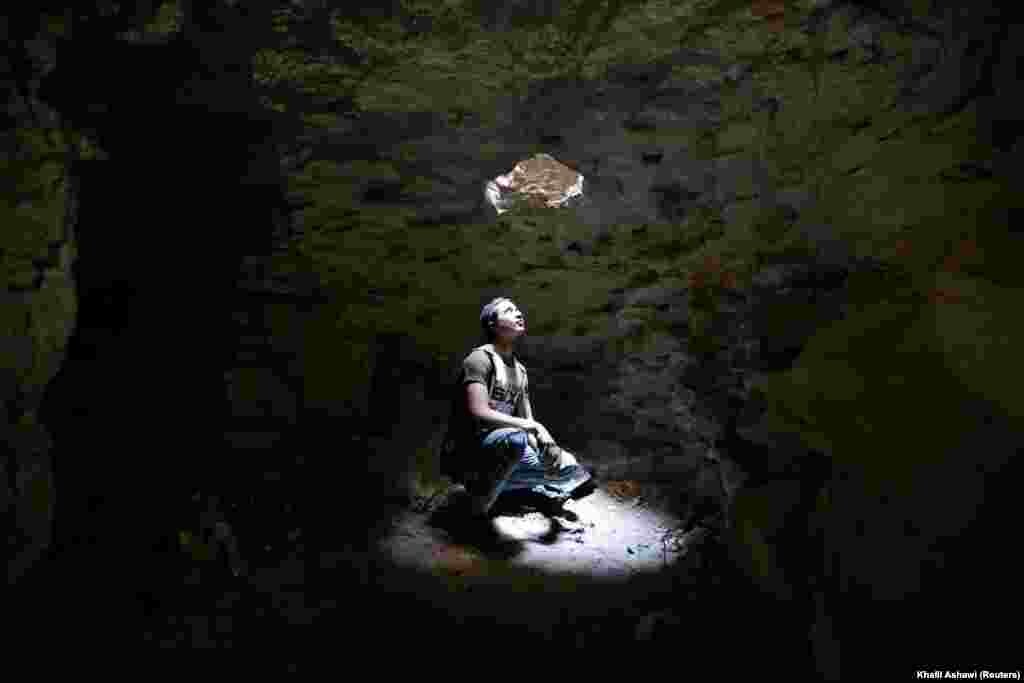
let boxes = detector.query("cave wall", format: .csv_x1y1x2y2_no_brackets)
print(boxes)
4,4,290,622
2,26,74,584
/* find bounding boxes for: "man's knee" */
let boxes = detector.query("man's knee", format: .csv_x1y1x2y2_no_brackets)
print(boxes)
482,429,526,466
559,450,578,468
503,430,530,458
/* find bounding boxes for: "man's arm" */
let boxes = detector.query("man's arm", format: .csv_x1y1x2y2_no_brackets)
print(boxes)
518,394,566,473
517,394,556,447
521,394,538,450
520,393,533,421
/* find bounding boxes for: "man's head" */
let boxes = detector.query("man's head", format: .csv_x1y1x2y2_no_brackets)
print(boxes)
480,297,526,343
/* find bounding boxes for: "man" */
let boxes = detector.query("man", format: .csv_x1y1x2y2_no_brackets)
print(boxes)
444,297,594,519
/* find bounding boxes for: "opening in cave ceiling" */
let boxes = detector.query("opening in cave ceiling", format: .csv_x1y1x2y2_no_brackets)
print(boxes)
485,153,584,215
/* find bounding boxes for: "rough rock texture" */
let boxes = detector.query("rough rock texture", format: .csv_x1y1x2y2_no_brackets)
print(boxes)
7,2,289,637
2,28,75,585
5,0,1022,676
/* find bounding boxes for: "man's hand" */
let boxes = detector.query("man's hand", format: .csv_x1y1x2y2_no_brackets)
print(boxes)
541,444,564,475
526,421,555,447
525,421,559,472
527,432,539,451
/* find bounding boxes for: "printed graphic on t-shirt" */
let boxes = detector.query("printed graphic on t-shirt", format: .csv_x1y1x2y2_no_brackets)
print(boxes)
490,384,516,405
489,385,520,416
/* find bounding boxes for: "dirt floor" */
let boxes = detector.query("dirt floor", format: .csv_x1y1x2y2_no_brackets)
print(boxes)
385,480,696,579
98,478,729,668
363,479,716,649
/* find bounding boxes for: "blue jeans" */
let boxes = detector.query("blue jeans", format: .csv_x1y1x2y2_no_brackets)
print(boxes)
470,427,588,515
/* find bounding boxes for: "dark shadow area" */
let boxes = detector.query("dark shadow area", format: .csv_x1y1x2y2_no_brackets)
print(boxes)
13,4,287,651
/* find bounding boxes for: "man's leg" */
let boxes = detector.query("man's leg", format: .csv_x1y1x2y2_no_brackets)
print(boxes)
503,446,591,500
467,427,530,517
472,431,592,517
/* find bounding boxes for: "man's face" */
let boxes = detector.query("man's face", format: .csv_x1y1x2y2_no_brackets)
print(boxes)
493,300,526,339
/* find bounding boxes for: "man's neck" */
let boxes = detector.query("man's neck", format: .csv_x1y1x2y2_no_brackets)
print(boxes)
491,339,515,357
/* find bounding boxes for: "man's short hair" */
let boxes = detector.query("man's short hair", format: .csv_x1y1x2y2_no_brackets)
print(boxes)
480,297,513,340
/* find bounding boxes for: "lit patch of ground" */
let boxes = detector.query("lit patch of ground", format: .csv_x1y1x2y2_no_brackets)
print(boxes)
380,483,692,581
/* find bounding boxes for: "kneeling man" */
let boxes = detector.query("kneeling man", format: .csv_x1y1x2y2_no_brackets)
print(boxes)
445,297,593,518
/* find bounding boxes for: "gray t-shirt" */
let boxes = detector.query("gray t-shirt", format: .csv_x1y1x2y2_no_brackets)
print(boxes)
461,347,529,440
